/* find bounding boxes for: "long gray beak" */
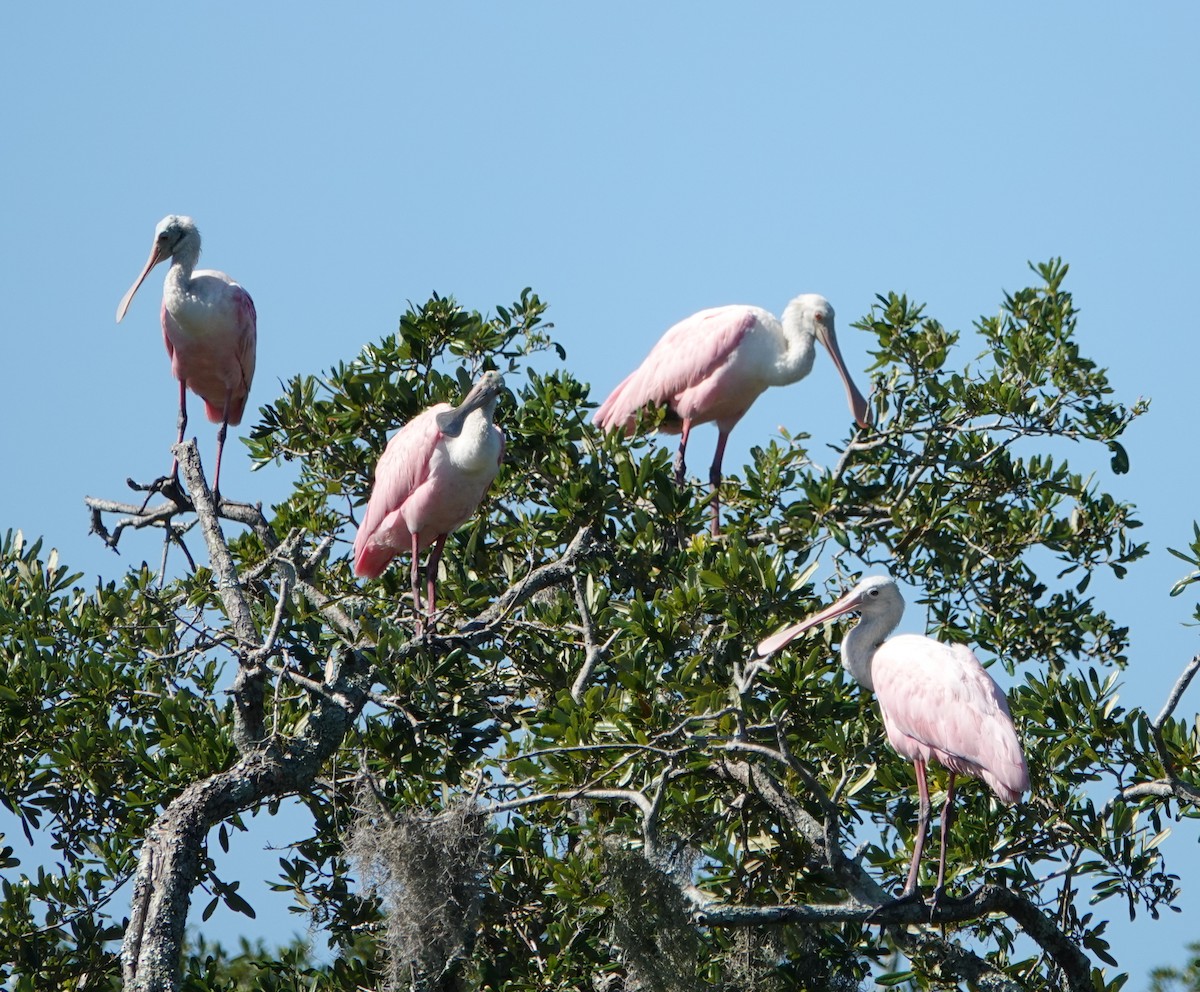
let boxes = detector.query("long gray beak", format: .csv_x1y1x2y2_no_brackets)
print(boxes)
815,323,872,429
116,241,166,323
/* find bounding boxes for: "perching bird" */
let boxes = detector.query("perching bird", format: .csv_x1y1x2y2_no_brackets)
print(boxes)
594,294,871,535
757,575,1028,907
116,215,256,500
353,372,506,632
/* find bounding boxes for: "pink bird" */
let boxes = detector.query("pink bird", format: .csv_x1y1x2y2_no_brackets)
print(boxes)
116,215,256,499
353,372,506,631
757,575,1029,907
594,294,871,535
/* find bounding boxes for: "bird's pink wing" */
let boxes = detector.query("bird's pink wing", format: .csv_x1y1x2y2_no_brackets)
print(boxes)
224,287,257,426
161,304,177,364
872,635,1029,801
353,406,446,578
594,306,757,431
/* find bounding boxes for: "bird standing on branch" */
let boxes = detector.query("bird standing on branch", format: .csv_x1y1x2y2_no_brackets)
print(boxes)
116,215,257,500
594,294,871,535
758,575,1029,910
354,372,506,633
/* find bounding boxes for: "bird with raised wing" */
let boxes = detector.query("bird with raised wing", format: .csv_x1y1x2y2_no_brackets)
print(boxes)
354,372,506,632
594,294,870,535
757,575,1028,909
116,215,256,500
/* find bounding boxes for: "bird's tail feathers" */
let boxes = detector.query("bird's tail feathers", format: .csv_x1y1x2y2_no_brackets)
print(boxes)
353,540,397,580
973,743,1030,803
204,395,248,427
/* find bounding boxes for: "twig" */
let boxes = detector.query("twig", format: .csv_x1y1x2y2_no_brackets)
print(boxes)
485,787,653,818
295,577,363,645
1107,650,1200,813
86,495,185,552
570,573,617,702
250,575,293,664
451,525,599,636
1152,651,1200,778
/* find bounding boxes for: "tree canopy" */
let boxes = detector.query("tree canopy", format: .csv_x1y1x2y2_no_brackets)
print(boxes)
1,262,1198,991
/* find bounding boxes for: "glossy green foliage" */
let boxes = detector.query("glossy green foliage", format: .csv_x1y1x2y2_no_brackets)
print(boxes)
1150,942,1200,992
0,267,1195,990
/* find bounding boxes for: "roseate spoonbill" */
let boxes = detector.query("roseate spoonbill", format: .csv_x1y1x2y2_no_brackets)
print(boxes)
593,294,871,535
757,575,1028,908
116,215,256,500
353,372,506,632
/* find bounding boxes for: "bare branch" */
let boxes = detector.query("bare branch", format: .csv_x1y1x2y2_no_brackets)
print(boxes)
174,442,259,649
85,481,272,556
449,525,599,637
485,787,653,818
1112,650,1200,813
703,757,1094,992
1120,778,1200,806
295,577,363,646
570,573,616,702
173,441,267,752
1153,651,1200,737
250,575,292,664
86,494,186,552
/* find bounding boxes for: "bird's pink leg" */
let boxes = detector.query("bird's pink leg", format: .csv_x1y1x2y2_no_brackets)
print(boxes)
168,380,189,484
903,758,932,897
934,772,957,897
424,534,448,630
211,390,232,501
673,419,692,487
864,758,934,923
140,381,188,511
708,429,729,536
410,532,424,635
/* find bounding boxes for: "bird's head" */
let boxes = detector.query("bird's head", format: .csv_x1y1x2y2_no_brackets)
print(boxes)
153,215,199,256
787,294,872,430
756,574,902,657
115,215,200,323
436,371,506,436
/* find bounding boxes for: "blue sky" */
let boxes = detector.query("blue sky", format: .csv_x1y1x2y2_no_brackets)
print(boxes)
2,3,1198,983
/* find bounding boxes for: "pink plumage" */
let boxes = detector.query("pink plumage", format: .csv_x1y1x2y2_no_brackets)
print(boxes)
594,295,870,535
594,306,760,436
353,372,505,631
160,290,256,428
757,575,1028,903
117,215,256,496
872,635,1029,803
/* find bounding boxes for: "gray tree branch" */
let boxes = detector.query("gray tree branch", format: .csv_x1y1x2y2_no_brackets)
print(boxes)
708,757,1095,992
118,506,606,991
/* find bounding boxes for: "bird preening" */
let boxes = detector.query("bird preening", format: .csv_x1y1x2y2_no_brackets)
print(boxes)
594,294,872,535
353,371,506,633
116,215,257,500
757,575,1029,911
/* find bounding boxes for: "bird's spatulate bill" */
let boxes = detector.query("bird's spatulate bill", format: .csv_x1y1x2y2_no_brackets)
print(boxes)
116,244,165,323
435,374,503,437
815,322,871,428
756,588,865,656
